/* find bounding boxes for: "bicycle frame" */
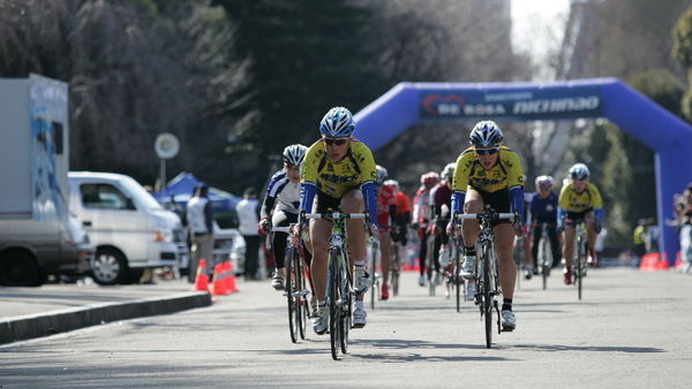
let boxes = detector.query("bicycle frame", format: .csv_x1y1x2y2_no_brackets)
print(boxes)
305,212,365,360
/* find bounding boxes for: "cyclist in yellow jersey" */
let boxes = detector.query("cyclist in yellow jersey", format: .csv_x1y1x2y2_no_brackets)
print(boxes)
447,120,526,332
298,106,378,335
557,163,605,284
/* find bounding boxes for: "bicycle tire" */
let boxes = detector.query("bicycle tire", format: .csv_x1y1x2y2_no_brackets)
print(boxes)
482,242,493,349
285,247,299,343
329,250,341,360
296,253,308,340
577,236,585,300
541,236,549,290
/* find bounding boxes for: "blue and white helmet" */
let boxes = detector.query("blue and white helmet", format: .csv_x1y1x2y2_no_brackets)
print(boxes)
569,163,590,180
469,120,504,147
282,144,308,166
319,106,355,137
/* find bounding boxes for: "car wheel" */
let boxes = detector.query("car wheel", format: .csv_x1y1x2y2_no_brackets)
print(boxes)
91,248,128,285
0,249,42,286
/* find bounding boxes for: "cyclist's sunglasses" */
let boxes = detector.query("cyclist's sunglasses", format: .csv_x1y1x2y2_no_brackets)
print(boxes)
323,138,349,146
474,147,499,156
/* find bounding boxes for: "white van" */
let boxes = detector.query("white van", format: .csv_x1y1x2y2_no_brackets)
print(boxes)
68,172,189,285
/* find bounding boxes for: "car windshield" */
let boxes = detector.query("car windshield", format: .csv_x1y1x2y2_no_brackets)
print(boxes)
119,176,164,211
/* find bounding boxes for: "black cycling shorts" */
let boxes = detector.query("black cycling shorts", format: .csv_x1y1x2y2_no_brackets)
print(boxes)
471,187,511,226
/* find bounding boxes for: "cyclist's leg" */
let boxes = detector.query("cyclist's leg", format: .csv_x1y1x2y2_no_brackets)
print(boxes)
494,224,516,300
309,218,332,303
461,190,483,245
584,210,598,258
548,225,561,267
562,224,576,269
271,211,292,283
341,189,366,289
531,225,540,267
418,227,428,282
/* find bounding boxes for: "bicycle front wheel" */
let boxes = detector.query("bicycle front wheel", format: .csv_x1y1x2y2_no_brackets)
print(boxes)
285,247,299,343
541,237,549,290
577,236,585,300
328,250,342,360
481,242,493,348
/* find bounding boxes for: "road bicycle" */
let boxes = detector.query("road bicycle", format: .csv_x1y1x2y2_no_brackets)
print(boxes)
571,219,588,300
273,226,312,343
535,222,553,290
456,205,514,348
305,212,365,360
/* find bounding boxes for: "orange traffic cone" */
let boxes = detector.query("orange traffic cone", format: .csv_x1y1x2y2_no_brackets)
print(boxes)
224,261,239,293
211,263,230,295
192,259,209,292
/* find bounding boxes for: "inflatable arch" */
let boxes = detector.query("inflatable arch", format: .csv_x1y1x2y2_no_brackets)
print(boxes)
353,78,692,265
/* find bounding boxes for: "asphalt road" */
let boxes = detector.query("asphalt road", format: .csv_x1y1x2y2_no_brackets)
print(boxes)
1,267,691,389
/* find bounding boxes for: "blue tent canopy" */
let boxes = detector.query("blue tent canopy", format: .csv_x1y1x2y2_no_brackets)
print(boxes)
154,171,241,212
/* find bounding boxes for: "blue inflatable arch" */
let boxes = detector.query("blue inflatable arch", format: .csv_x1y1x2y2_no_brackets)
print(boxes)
353,78,692,265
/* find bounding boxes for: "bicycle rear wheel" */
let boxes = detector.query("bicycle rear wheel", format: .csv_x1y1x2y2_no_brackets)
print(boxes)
285,247,299,343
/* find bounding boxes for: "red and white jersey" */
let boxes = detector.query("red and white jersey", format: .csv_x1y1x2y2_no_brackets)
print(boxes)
377,184,396,226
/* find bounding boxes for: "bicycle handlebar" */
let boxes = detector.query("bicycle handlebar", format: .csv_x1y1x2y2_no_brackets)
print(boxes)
305,212,367,220
456,212,515,221
272,226,292,234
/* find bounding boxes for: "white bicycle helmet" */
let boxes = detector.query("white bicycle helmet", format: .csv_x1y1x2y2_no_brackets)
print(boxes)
535,175,554,189
384,179,399,191
319,106,355,137
282,144,308,166
568,163,590,180
469,120,504,147
441,162,455,181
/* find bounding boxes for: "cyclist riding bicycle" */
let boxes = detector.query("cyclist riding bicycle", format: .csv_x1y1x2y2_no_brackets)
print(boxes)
298,106,378,335
530,175,561,271
413,172,440,286
557,163,605,284
385,179,411,246
430,163,455,286
258,144,310,291
375,165,397,300
447,120,526,331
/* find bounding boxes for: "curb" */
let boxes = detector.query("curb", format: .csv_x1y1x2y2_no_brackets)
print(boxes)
0,291,212,345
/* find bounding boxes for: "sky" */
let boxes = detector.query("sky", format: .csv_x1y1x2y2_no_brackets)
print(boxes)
512,0,571,79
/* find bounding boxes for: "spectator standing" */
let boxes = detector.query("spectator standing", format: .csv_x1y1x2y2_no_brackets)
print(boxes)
237,187,261,280
186,184,214,283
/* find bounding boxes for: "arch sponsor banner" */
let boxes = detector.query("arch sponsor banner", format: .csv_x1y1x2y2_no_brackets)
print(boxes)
419,85,603,121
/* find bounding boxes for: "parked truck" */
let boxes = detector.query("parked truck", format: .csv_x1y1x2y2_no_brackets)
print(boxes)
0,74,92,286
